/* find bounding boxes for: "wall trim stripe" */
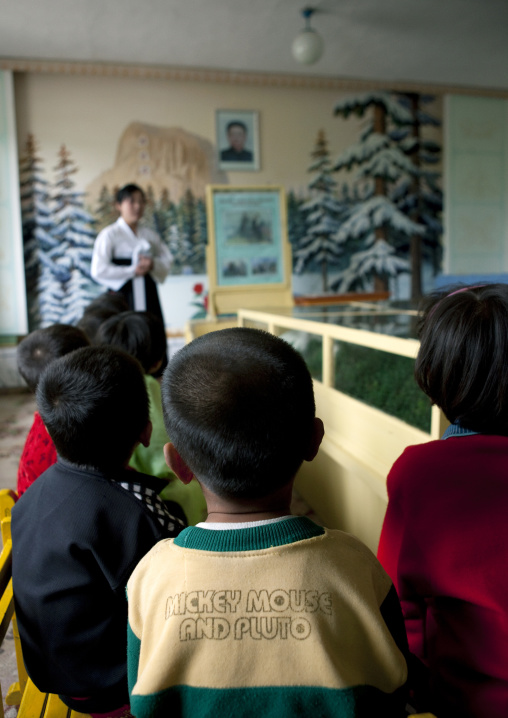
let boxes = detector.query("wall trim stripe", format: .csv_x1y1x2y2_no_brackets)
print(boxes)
1,58,507,97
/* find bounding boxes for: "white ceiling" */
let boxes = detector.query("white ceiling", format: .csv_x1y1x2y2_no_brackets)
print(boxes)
1,0,507,91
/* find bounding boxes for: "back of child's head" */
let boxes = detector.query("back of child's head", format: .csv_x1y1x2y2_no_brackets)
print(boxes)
17,324,90,392
161,327,316,499
37,345,149,471
95,310,166,374
415,283,508,433
77,293,129,344
83,292,130,316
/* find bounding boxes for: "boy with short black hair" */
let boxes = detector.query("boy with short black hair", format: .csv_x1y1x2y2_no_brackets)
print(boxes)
12,346,185,717
77,292,129,344
127,328,409,717
16,323,90,495
96,310,167,376
17,324,90,393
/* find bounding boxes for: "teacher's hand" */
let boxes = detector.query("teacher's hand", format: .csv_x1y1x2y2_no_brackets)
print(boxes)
135,256,153,276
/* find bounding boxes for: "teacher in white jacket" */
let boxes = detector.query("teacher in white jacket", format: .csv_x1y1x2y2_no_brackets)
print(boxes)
91,183,172,326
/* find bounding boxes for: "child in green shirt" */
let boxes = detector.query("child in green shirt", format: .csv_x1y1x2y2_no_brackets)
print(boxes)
96,310,206,525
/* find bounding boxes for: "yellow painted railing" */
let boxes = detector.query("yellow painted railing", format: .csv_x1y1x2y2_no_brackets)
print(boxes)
231,304,447,551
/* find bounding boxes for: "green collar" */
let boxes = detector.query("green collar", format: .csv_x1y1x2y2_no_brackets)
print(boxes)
174,516,324,552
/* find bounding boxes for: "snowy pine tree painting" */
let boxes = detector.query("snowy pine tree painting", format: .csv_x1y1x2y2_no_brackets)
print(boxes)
94,185,118,232
39,145,99,326
151,187,173,242
295,130,347,292
178,189,198,274
164,220,193,274
286,190,307,270
193,197,208,274
332,92,425,293
388,93,443,299
18,135,56,329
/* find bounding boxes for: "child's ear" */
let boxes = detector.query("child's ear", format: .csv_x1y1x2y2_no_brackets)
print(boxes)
164,442,194,485
304,417,324,462
148,358,163,376
139,420,152,448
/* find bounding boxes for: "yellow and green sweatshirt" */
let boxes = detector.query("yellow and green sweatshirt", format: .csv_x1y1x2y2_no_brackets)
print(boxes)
127,516,408,717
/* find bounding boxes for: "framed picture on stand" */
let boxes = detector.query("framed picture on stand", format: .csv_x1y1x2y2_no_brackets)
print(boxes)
205,185,292,317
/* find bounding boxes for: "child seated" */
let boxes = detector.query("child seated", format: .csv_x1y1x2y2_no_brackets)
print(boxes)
16,324,90,496
377,284,508,718
127,328,409,717
96,310,206,525
12,346,186,717
77,292,129,343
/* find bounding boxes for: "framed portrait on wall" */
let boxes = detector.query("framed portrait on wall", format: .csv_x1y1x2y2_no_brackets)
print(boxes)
216,110,260,171
205,185,293,316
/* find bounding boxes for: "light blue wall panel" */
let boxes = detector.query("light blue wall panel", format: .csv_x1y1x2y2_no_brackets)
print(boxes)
445,95,508,274
0,70,27,336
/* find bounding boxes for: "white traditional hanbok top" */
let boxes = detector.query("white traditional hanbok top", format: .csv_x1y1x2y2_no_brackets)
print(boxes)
91,218,172,312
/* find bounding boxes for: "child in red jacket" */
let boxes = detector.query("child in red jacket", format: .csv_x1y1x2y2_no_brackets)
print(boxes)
16,324,89,495
378,284,508,718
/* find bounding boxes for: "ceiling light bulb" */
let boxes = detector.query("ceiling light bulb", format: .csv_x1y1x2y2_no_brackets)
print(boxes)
292,7,324,65
292,28,324,65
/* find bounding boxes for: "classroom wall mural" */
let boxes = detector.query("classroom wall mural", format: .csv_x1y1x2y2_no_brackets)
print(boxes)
13,71,444,332
289,92,443,302
20,138,98,329
19,125,218,329
87,121,225,208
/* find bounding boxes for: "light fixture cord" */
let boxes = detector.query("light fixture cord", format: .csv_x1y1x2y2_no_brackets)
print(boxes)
302,7,315,30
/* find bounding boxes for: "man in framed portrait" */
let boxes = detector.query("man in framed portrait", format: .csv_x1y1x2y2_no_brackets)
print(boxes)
220,121,253,162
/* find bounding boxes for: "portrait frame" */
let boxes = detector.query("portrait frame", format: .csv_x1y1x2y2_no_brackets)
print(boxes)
216,110,260,171
205,185,293,317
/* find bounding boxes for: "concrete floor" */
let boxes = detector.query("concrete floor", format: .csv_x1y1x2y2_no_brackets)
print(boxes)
0,391,36,493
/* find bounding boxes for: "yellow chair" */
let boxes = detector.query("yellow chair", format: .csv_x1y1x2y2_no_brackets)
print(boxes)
0,489,28,712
